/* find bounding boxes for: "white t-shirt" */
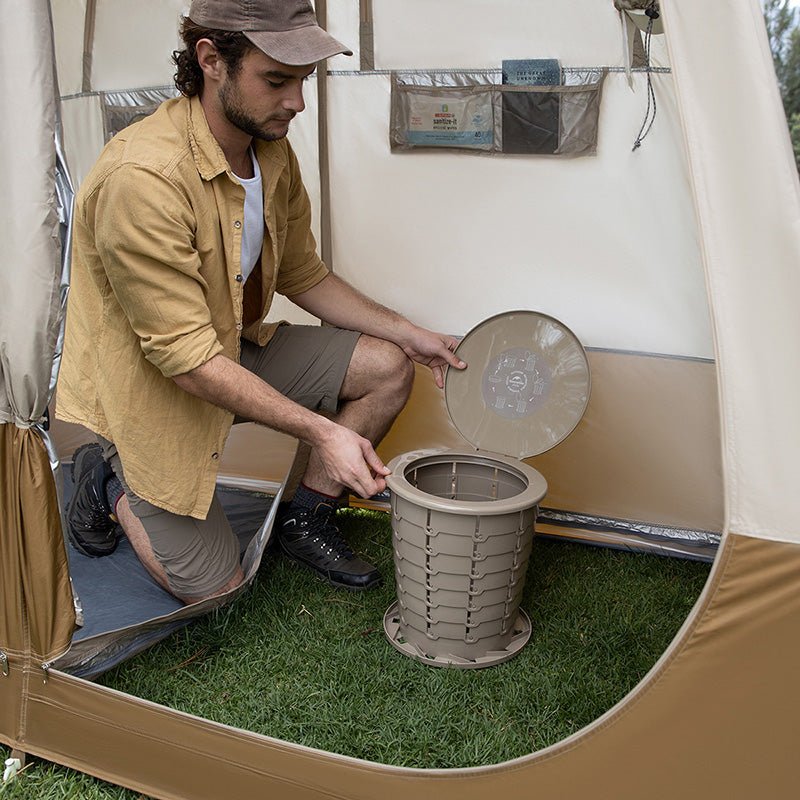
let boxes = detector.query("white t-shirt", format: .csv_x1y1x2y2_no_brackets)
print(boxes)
234,149,264,283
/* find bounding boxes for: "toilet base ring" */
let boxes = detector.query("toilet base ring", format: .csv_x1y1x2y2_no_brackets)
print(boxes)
382,602,532,669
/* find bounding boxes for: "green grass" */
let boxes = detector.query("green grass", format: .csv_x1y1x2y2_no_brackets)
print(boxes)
0,754,140,800
2,509,711,797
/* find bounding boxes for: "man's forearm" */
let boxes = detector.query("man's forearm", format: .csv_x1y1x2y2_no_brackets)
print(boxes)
172,353,333,446
289,273,414,346
289,272,466,390
172,352,390,497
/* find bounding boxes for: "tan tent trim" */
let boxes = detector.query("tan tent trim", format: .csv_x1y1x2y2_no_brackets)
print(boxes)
0,425,74,662
0,666,24,748
2,533,795,799
360,0,375,71
48,350,723,552
0,425,74,762
316,0,334,272
51,350,724,537
379,352,723,533
81,0,96,93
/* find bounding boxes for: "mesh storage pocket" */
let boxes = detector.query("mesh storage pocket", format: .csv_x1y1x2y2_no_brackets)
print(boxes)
390,80,496,152
101,87,178,142
501,81,605,156
390,71,606,157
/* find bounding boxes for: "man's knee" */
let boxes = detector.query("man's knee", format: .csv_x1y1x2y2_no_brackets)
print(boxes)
182,565,245,604
125,491,243,604
373,340,414,408
347,336,414,400
385,340,415,390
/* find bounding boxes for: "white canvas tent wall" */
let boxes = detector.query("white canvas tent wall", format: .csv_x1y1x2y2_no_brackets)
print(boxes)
51,0,728,558
1,0,798,797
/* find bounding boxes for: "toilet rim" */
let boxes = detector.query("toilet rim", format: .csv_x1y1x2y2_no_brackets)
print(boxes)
386,447,548,516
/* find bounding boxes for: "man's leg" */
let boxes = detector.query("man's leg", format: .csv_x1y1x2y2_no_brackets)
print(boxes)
114,494,244,604
301,334,414,495
240,327,414,589
67,440,244,604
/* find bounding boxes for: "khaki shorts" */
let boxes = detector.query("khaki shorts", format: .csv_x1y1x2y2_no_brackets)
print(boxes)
102,324,360,598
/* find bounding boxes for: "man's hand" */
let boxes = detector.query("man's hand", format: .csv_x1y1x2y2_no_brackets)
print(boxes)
400,327,467,389
313,420,391,498
174,355,392,498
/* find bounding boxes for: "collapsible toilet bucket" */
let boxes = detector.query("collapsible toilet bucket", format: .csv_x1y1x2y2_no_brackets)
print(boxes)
383,310,591,668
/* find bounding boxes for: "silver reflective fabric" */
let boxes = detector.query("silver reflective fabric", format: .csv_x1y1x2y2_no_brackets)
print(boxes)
102,87,178,141
538,507,721,561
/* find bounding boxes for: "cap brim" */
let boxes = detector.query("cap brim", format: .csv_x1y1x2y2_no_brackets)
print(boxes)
244,27,353,66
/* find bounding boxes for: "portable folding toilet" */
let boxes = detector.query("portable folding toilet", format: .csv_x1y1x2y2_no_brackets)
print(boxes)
1,1,799,797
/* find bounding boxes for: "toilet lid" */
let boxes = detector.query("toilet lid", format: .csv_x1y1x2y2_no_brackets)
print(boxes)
445,310,590,460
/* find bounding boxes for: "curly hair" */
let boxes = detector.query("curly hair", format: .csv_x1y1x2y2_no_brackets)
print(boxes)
172,17,254,97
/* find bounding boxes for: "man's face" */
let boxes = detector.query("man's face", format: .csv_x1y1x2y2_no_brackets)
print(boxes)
218,48,315,142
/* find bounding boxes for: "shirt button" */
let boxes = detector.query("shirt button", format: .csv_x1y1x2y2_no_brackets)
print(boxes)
236,323,243,331
211,452,219,460
235,274,243,282
233,220,242,229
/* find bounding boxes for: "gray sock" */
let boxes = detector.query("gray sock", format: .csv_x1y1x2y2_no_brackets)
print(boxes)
289,483,340,516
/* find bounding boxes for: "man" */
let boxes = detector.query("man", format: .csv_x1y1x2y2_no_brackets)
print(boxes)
57,0,465,604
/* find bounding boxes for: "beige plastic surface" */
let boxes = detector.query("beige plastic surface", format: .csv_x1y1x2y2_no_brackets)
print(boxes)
386,449,547,515
385,450,544,667
446,311,591,460
383,605,532,669
383,310,575,667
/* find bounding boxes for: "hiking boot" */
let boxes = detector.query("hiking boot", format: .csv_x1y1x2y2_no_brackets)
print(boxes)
66,443,121,558
278,508,381,590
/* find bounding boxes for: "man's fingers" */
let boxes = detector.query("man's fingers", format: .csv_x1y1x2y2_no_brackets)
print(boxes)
441,342,466,370
352,477,377,498
337,439,389,498
429,338,465,388
361,441,390,476
351,469,386,499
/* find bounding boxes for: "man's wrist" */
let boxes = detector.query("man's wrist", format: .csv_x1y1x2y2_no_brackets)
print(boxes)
303,413,338,449
390,317,418,350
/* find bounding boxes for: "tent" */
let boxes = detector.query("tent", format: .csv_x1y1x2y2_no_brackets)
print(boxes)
2,0,799,796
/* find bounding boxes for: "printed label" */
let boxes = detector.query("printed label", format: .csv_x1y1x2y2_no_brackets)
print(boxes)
482,347,551,420
405,93,493,148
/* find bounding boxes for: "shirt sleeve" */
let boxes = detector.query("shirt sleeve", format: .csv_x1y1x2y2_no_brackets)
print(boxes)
89,164,224,378
274,143,330,297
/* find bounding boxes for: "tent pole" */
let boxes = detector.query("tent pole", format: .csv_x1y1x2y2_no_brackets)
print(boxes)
360,0,375,72
316,0,334,272
81,0,97,92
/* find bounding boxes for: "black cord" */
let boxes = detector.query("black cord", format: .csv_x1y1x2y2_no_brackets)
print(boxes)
632,2,659,151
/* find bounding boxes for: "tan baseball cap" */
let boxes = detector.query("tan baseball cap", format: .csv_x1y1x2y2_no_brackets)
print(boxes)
188,0,353,66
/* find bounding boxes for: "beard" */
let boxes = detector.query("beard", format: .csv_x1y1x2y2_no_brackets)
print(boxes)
218,76,293,142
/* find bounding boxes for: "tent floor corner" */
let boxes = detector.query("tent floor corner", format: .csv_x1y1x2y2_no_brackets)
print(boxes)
2,532,798,800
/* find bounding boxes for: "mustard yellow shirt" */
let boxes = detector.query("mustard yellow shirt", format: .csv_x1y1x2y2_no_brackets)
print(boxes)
56,95,328,518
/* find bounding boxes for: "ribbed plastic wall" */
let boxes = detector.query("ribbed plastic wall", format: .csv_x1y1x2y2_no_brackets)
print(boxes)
384,453,538,668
